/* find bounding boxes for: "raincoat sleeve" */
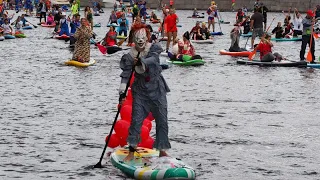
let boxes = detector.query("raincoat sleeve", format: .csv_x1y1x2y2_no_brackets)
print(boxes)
119,53,134,93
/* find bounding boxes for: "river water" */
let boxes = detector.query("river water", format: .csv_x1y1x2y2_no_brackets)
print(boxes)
0,8,320,180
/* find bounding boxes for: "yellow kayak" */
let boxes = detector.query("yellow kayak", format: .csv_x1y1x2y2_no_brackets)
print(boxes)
64,58,96,67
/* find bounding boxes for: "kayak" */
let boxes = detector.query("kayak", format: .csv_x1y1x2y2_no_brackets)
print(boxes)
15,33,26,38
110,147,196,180
117,35,127,39
219,49,251,57
241,32,252,37
55,34,70,40
41,23,56,28
0,36,4,41
271,37,302,42
65,58,96,67
22,26,33,30
237,59,307,67
93,23,101,27
190,39,214,44
187,16,204,18
211,32,223,35
4,34,16,39
107,23,119,27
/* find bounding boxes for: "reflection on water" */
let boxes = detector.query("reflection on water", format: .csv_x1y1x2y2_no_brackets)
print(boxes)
0,9,319,180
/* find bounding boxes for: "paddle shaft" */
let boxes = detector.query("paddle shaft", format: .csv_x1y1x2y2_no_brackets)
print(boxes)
94,52,140,168
216,10,223,32
26,18,38,28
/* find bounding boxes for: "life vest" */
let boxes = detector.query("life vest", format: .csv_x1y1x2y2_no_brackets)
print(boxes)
257,42,272,59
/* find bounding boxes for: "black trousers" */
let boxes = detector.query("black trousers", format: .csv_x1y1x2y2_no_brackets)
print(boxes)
300,35,315,61
40,12,46,23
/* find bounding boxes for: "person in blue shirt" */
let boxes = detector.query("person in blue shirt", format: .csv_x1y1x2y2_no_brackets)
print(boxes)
15,0,21,12
139,0,147,22
117,14,129,36
70,13,81,46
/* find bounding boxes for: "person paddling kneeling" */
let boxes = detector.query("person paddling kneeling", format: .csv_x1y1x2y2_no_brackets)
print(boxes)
256,33,284,62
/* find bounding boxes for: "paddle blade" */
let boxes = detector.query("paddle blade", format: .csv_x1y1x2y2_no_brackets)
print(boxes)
93,162,103,168
248,50,257,60
306,51,313,62
96,43,107,54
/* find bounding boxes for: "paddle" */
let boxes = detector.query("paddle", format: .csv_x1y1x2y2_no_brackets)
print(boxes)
306,16,315,62
93,52,140,168
26,19,38,28
215,10,223,34
117,36,128,46
248,17,276,60
96,42,129,54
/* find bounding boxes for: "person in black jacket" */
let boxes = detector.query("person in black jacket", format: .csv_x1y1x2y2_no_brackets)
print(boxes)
54,8,62,32
272,22,284,39
258,3,268,31
38,0,48,23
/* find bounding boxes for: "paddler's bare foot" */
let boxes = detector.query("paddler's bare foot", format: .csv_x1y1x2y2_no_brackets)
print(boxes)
159,150,169,157
123,151,135,162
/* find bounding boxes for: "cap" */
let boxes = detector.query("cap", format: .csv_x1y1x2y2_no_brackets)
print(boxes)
306,10,315,17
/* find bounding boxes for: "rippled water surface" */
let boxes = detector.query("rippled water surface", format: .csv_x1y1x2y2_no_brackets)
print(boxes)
1,8,320,180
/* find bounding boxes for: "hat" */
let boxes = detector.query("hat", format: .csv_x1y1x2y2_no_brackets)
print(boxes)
62,12,66,16
183,31,190,40
306,10,315,17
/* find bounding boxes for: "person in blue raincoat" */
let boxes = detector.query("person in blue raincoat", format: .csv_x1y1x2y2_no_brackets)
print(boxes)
119,24,171,162
59,12,70,36
139,0,147,22
15,0,21,12
24,0,33,15
117,13,129,36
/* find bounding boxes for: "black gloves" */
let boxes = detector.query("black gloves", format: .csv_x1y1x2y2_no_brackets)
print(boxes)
136,58,142,66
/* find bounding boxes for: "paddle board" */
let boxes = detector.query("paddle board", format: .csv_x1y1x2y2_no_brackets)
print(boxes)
271,37,302,42
65,58,96,67
111,147,196,180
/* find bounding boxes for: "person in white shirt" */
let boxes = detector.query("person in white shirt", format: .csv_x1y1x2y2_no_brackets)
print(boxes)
1,19,13,35
292,8,303,37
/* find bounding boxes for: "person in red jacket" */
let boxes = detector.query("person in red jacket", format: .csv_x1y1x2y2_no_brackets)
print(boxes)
256,33,284,62
102,26,117,46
